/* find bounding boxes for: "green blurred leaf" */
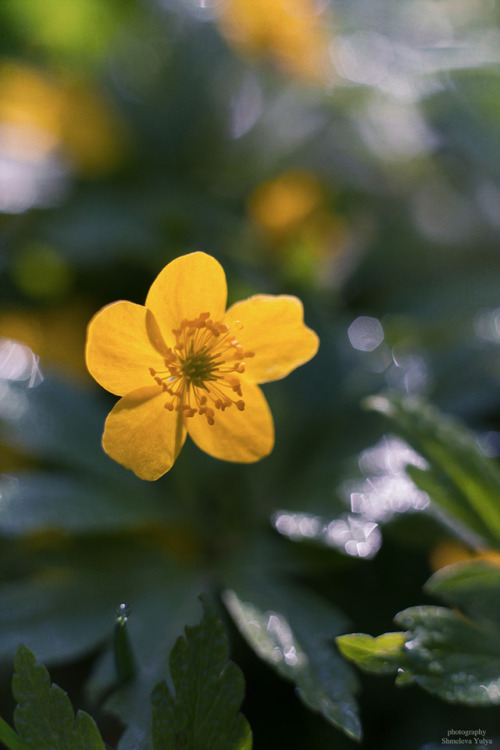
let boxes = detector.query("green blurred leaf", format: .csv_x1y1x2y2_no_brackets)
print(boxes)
4,0,128,69
0,534,202,669
12,644,106,750
425,558,500,631
365,393,500,548
151,596,252,750
0,374,118,477
0,473,169,535
336,632,406,675
394,605,500,704
433,70,500,175
222,578,361,741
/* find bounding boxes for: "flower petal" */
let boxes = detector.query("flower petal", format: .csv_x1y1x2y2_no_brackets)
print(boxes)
86,301,168,396
146,252,228,343
102,386,187,480
187,380,274,463
224,294,319,383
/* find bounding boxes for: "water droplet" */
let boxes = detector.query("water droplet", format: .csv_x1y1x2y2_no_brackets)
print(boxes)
116,602,131,622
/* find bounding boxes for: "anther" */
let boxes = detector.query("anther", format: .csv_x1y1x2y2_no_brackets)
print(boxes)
152,311,252,427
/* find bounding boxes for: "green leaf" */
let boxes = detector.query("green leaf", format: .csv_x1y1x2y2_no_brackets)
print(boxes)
425,558,500,631
0,715,30,750
12,644,106,750
0,375,115,477
339,560,500,706
0,533,202,663
394,605,500,704
365,393,500,548
0,473,169,536
339,606,500,705
151,596,252,750
336,632,407,675
222,579,361,742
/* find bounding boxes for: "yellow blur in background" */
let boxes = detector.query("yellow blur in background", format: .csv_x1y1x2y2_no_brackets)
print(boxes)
215,0,333,82
248,170,351,285
0,61,126,179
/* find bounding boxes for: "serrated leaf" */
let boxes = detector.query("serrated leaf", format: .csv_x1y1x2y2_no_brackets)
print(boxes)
222,579,361,741
12,645,106,750
365,393,500,548
336,632,406,675
151,596,252,750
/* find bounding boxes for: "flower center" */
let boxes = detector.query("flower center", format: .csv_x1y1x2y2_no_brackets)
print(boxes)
149,312,254,425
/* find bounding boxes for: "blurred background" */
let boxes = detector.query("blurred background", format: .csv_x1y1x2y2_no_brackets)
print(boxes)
2,0,500,748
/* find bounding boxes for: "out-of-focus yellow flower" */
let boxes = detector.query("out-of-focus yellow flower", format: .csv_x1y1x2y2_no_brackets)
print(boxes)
429,540,474,572
0,61,125,176
249,171,324,239
215,0,331,82
85,252,319,480
430,540,500,572
248,171,351,286
57,81,126,176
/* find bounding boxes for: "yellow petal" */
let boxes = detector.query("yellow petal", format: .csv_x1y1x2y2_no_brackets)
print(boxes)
224,295,319,383
187,380,274,463
102,386,187,480
86,301,167,396
145,252,228,342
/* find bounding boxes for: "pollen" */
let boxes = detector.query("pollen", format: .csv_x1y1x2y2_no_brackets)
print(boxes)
149,312,254,424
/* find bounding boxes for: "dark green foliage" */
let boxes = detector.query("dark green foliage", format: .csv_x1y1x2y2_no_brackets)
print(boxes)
2,0,500,748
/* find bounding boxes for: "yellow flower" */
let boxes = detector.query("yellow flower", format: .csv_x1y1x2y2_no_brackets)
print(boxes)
85,252,319,480
0,61,125,178
215,0,332,83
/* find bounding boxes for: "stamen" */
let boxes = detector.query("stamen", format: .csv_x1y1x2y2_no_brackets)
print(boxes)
150,312,249,425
